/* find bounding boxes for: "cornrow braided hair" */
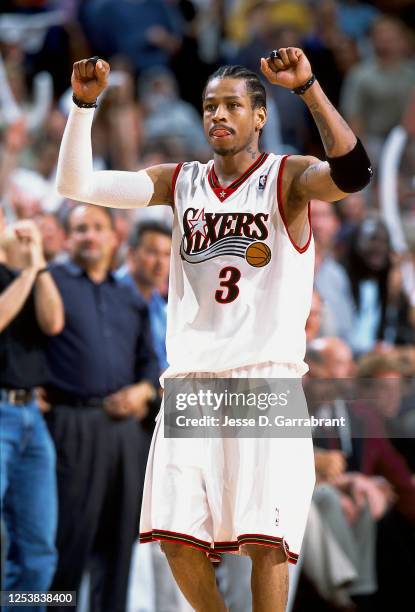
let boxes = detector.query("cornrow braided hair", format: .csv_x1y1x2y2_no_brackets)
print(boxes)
203,65,267,111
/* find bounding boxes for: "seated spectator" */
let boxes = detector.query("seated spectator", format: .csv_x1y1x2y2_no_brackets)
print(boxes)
308,338,415,525
43,204,159,612
0,220,64,612
343,216,415,355
306,338,379,607
354,350,415,609
356,351,415,473
306,337,415,609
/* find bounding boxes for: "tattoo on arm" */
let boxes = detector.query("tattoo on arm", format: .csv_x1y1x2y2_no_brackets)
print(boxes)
302,163,321,187
310,109,335,154
309,101,354,157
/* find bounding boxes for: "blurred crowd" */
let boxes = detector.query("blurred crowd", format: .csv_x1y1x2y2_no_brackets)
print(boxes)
0,0,415,611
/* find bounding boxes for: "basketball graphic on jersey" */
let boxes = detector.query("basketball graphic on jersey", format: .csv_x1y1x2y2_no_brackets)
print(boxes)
245,242,271,267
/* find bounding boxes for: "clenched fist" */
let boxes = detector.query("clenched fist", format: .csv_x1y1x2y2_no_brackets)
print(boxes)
71,57,110,104
260,47,313,91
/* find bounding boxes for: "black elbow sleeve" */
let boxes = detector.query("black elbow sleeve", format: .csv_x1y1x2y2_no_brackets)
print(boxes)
326,138,373,193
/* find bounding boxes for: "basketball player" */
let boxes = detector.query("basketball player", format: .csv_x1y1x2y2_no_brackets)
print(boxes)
56,48,372,611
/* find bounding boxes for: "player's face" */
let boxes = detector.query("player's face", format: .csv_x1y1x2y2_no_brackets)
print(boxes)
67,206,116,266
203,78,266,156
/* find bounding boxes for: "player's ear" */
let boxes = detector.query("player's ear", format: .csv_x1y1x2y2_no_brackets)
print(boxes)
255,106,267,132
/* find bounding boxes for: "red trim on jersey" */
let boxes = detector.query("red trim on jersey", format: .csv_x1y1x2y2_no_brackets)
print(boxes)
277,155,312,254
208,152,269,202
171,162,183,207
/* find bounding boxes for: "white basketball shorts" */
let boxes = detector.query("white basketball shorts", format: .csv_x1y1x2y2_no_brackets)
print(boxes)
139,362,316,564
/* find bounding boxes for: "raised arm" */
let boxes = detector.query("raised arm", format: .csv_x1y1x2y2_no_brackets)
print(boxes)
260,48,372,206
56,58,176,208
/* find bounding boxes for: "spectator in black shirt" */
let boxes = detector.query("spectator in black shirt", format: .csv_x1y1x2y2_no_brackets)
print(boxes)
44,204,159,612
0,220,64,612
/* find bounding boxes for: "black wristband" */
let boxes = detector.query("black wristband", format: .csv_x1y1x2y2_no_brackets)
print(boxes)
72,93,97,109
292,74,316,95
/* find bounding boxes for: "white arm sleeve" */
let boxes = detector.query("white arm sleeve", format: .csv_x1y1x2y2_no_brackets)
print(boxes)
56,103,154,208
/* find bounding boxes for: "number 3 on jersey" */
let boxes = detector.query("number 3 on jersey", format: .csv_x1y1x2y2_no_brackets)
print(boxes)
215,266,241,304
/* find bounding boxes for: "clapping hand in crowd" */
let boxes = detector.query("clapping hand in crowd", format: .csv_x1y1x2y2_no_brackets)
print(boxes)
15,221,47,272
333,472,395,524
315,449,395,524
315,449,347,481
0,220,46,273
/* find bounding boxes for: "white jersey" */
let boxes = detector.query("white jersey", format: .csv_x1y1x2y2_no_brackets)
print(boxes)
164,153,314,377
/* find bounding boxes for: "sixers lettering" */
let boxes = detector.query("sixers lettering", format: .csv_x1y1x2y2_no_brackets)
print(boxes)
181,208,269,263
